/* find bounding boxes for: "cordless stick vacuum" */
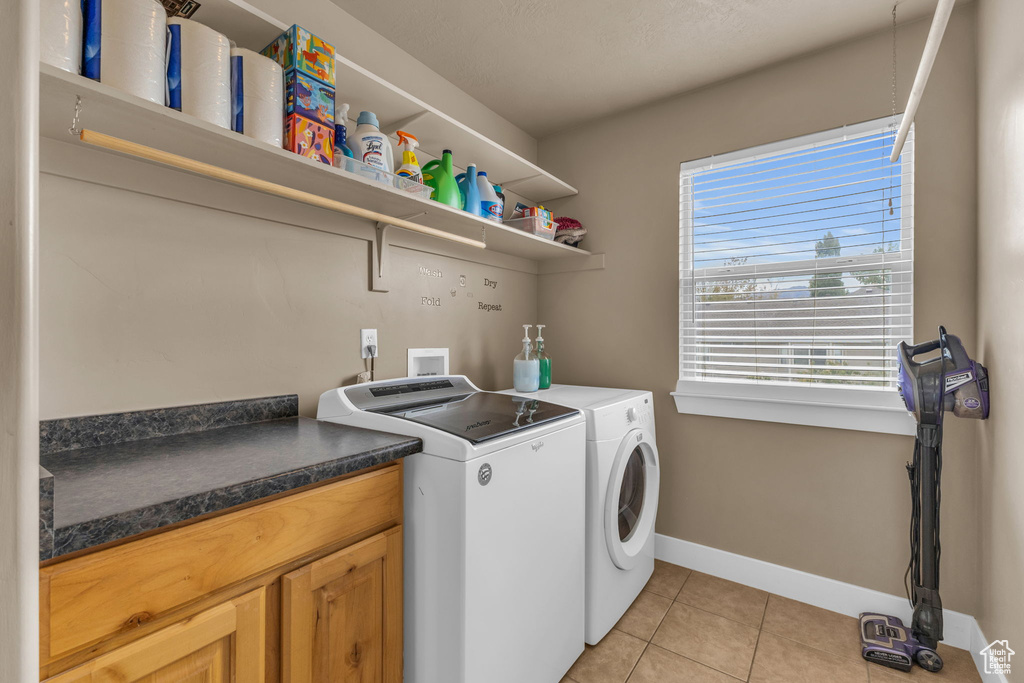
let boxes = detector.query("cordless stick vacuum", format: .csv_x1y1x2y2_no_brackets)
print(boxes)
860,327,989,673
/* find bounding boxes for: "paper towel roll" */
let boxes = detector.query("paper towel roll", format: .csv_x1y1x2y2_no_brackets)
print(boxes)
83,0,166,104
41,0,83,74
230,48,284,147
167,18,232,129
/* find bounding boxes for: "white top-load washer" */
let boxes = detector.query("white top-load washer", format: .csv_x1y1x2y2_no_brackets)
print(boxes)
502,385,659,645
319,376,586,683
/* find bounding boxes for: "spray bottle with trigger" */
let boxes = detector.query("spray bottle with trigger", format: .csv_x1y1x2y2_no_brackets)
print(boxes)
536,324,551,389
395,130,422,183
513,325,540,393
332,103,355,173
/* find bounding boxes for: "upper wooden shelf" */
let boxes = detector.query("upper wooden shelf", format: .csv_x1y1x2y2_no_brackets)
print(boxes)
192,0,577,204
39,64,593,263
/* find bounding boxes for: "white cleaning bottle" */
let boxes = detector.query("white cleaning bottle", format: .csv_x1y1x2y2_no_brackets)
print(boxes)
477,171,502,223
349,111,393,174
513,325,540,392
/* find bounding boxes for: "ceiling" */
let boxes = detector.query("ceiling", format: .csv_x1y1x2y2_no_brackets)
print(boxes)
331,0,946,138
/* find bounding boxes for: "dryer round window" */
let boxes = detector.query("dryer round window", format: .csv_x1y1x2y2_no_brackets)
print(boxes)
605,429,659,571
618,446,647,542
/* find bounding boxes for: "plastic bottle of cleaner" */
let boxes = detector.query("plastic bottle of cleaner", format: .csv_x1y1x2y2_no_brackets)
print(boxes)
535,324,552,389
477,172,502,222
457,164,483,216
332,103,355,174
513,325,540,392
349,111,393,173
492,184,506,221
394,130,422,183
421,150,462,208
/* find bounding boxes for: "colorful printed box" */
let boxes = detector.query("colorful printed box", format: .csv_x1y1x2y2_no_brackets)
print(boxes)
261,25,335,88
285,113,334,166
285,69,335,127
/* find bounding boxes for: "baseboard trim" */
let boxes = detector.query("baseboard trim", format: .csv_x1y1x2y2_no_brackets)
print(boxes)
655,533,1005,680
969,618,1011,683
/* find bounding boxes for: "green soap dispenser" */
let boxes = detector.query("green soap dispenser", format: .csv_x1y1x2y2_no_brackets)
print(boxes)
536,324,552,389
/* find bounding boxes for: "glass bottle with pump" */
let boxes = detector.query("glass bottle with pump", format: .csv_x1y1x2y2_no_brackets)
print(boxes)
513,325,540,392
536,324,552,389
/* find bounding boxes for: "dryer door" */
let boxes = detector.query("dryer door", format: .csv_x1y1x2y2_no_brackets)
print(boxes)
605,427,660,570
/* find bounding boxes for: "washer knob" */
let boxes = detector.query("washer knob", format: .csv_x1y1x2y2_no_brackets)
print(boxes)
627,407,638,422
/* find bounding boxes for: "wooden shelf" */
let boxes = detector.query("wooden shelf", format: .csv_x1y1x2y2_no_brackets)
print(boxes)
39,64,592,264
190,0,577,204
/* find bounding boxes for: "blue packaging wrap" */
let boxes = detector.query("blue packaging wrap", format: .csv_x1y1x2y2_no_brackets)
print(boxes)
231,54,244,133
165,22,182,110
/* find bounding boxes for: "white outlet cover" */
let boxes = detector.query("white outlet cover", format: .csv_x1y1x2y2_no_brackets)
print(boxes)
361,329,378,358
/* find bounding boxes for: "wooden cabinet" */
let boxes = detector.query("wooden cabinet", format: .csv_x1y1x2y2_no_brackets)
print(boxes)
282,527,402,683
44,588,265,683
39,463,404,682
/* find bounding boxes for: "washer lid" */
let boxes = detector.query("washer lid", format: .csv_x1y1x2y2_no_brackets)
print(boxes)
375,392,579,444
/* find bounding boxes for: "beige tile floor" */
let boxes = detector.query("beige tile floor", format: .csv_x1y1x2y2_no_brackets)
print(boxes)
562,560,982,683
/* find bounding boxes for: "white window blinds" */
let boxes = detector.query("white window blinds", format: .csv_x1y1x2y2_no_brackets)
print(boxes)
679,118,914,392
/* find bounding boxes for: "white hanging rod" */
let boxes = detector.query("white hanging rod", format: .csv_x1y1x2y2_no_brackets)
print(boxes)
76,129,488,250
890,0,956,162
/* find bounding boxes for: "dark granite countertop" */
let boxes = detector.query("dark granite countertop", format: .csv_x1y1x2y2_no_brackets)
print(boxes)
39,396,420,561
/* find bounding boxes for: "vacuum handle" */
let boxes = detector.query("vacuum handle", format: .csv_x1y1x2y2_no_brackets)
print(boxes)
938,327,973,369
898,338,941,372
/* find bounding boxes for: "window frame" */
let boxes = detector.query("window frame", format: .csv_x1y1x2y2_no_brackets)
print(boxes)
673,117,916,435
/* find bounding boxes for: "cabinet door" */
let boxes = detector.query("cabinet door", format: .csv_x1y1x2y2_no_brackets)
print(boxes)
282,526,402,683
45,588,265,683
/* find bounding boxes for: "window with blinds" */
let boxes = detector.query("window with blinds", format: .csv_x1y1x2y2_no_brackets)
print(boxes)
679,118,913,393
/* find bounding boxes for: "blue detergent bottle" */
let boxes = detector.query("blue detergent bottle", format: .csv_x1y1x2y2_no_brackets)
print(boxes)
456,164,484,216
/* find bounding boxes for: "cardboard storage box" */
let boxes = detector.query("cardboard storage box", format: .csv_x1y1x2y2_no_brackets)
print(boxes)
285,113,334,166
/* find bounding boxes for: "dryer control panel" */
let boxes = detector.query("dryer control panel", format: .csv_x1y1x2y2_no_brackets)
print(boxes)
625,397,653,427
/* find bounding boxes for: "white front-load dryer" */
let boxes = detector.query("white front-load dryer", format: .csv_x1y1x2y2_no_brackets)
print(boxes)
501,385,660,644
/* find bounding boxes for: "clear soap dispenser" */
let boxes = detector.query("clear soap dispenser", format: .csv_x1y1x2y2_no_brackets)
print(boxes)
536,324,552,390
513,325,540,392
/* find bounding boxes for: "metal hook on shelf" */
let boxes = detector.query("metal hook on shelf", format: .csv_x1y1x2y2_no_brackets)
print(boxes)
68,95,83,137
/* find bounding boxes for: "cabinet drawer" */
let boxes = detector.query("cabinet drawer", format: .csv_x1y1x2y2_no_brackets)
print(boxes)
41,465,401,663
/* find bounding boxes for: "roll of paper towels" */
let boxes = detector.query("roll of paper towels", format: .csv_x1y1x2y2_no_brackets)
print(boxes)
83,0,166,104
230,48,284,147
167,18,232,129
41,0,83,74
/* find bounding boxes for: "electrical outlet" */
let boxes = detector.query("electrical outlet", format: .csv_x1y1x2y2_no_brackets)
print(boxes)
361,329,379,359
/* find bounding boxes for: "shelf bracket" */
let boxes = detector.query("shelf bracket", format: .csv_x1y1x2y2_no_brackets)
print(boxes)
383,110,431,136
371,223,392,292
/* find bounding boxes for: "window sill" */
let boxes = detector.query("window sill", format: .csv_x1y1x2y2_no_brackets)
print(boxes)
671,381,916,436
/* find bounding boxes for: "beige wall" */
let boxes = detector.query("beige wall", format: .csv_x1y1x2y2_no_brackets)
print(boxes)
39,174,537,418
37,0,547,421
538,8,980,612
35,0,997,629
976,0,1024,673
